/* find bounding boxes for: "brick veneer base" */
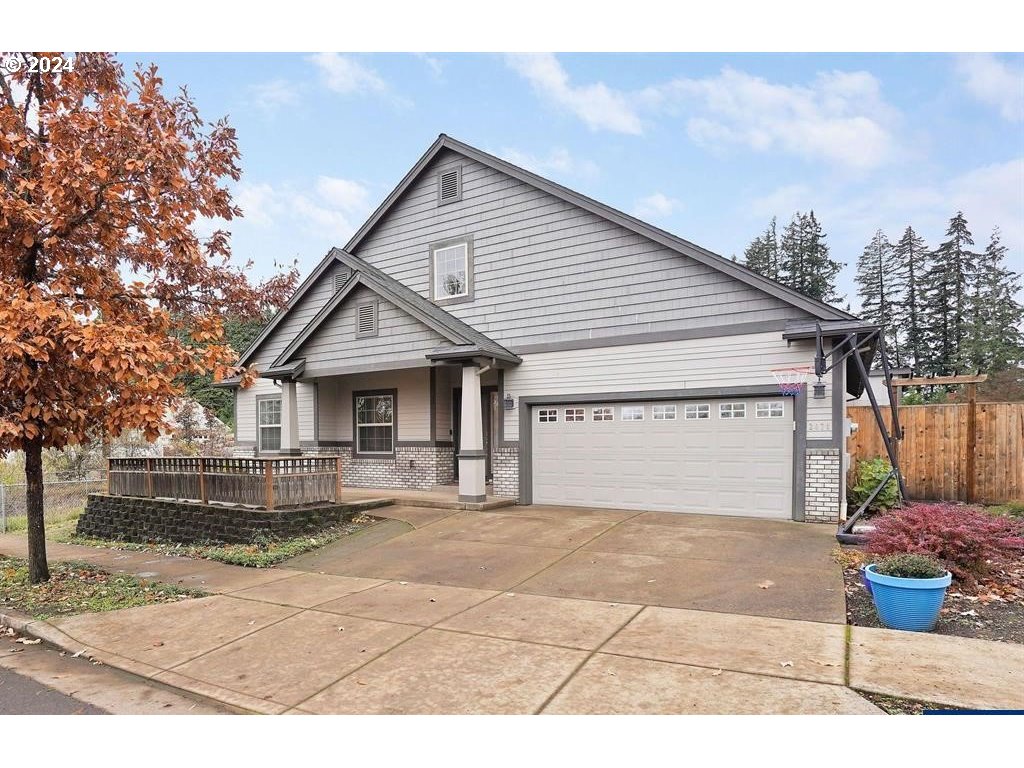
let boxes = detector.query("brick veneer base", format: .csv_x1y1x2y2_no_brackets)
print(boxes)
76,493,362,545
804,448,841,523
492,444,519,499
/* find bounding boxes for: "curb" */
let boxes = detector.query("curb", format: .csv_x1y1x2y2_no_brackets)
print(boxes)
0,610,252,715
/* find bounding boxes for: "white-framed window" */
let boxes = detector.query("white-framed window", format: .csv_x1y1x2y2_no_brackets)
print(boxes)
355,392,394,455
432,242,469,300
565,408,585,422
621,405,644,421
756,402,785,418
652,404,677,421
719,402,746,419
538,409,558,423
592,407,614,422
257,398,281,452
684,404,710,420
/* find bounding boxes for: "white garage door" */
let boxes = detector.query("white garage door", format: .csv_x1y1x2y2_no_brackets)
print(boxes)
531,396,794,519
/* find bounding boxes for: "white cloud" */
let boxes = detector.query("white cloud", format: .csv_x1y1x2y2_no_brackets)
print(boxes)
229,176,373,241
750,158,1024,260
956,54,1024,122
498,146,599,179
505,53,643,135
310,52,387,95
632,193,682,220
414,53,444,78
247,78,300,113
643,67,900,171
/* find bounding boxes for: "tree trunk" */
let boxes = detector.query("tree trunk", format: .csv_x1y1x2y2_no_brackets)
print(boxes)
24,434,49,583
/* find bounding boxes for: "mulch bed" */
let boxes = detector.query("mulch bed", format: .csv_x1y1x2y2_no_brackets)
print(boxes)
840,549,1024,645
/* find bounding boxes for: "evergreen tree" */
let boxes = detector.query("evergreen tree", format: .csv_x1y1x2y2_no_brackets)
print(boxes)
920,212,978,374
966,228,1024,372
743,217,780,281
891,226,929,370
779,210,843,304
855,229,901,363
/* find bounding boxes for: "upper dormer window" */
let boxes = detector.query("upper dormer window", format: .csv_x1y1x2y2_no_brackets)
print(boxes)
430,239,473,304
438,166,462,205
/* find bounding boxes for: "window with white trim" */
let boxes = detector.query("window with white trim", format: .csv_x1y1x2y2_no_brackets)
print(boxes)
538,409,558,423
719,402,746,419
684,404,710,420
432,242,469,300
652,404,677,421
355,393,394,455
621,406,644,421
565,408,585,422
257,398,281,452
592,407,614,421
756,402,785,418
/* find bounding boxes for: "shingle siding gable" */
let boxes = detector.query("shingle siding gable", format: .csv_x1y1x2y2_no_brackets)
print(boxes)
352,148,814,349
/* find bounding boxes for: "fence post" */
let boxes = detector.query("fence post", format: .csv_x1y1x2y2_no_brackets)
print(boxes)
198,457,208,504
335,456,342,503
264,460,275,510
0,483,6,534
146,457,154,498
966,384,977,504
105,458,111,495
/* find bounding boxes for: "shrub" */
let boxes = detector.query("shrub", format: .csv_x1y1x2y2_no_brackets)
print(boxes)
865,502,1024,583
872,553,946,579
848,457,900,512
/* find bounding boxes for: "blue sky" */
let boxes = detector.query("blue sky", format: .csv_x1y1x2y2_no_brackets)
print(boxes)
124,52,1024,310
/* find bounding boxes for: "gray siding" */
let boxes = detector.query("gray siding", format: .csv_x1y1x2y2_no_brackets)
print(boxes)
352,149,814,349
503,333,830,441
317,368,431,443
295,285,451,378
248,261,352,370
235,379,317,448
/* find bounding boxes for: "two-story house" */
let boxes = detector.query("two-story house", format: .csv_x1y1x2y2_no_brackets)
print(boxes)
220,134,873,524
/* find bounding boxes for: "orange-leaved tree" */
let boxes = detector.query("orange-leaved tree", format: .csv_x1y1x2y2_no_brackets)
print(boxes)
0,53,298,582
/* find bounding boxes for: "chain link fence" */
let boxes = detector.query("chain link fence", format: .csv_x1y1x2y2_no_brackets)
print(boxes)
0,475,107,533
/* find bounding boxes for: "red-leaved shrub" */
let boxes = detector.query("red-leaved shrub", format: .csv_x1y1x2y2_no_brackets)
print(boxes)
865,503,1024,583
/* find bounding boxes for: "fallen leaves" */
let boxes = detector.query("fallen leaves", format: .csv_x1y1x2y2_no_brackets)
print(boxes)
757,580,775,590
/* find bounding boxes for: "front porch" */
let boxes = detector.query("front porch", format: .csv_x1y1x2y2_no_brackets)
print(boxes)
243,359,517,503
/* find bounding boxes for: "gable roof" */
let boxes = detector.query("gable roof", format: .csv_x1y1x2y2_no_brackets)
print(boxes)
344,134,855,322
273,249,520,369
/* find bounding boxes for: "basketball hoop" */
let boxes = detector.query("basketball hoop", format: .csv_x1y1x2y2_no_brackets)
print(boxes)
771,367,813,396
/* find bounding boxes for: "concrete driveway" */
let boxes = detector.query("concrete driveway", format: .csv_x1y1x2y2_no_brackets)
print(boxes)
285,504,846,624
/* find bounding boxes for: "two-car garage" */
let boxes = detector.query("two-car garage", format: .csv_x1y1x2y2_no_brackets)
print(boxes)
529,396,795,519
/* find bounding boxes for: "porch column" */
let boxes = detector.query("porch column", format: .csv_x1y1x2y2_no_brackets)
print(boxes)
458,363,486,502
280,380,301,455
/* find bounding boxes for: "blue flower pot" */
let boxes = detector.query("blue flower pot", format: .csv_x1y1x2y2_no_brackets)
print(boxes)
860,566,873,596
864,564,952,632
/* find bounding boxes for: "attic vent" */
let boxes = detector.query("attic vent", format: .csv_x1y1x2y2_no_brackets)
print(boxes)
438,167,461,205
355,301,378,338
333,268,351,293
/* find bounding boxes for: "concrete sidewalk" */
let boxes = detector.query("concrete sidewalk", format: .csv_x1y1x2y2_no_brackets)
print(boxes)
2,535,1022,714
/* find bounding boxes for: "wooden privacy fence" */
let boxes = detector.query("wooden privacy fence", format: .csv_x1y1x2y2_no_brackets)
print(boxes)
107,457,342,510
848,403,1024,504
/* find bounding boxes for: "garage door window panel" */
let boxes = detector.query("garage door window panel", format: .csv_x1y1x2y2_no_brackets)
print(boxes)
652,404,677,421
756,402,785,418
684,404,710,420
719,402,746,419
621,406,644,421
538,409,558,423
565,408,585,422
592,407,614,421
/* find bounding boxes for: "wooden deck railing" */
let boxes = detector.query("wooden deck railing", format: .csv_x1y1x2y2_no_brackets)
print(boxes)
106,457,342,510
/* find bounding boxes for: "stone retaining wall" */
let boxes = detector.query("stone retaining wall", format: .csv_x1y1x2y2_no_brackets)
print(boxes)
76,493,361,545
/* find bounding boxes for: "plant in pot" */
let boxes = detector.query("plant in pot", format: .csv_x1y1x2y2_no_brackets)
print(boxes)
863,553,951,632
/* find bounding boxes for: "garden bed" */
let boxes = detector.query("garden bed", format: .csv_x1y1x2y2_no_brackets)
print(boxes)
839,547,1024,645
56,513,380,568
0,557,206,620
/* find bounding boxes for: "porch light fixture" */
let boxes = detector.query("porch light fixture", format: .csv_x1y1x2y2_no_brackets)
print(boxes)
503,394,515,411
812,377,827,399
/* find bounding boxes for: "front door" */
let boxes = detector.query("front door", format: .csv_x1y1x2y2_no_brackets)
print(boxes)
453,387,497,481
